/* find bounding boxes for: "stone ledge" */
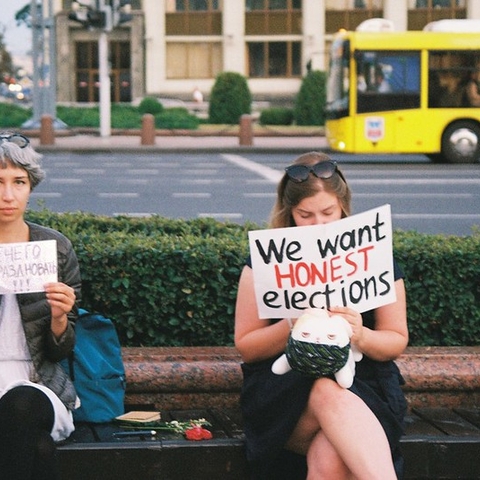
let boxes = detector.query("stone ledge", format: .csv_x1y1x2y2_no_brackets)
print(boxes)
122,346,480,411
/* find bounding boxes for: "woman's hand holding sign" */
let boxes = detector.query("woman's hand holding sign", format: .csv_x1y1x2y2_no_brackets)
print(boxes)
328,305,364,349
45,282,76,339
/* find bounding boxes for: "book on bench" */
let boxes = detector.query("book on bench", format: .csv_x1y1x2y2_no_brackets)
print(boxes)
115,411,161,423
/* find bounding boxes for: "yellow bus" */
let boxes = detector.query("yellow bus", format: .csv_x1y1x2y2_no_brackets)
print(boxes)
325,19,480,163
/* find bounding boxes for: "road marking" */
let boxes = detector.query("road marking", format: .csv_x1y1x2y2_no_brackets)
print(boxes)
49,178,82,184
180,179,226,185
184,169,219,176
222,154,283,183
173,193,211,198
98,193,139,198
31,192,62,198
74,169,105,175
120,179,149,185
125,169,159,175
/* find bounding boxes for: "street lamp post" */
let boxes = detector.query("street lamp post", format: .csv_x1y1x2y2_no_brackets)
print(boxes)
69,1,132,138
98,29,111,137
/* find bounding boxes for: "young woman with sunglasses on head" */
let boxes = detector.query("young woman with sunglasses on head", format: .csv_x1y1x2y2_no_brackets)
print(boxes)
235,152,408,480
0,132,81,479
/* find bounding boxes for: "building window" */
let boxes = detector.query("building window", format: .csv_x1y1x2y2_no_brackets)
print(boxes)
168,0,220,12
248,41,301,78
166,0,222,35
325,0,384,33
64,0,141,9
325,0,383,9
245,0,301,34
246,0,301,10
75,41,131,103
408,0,466,29
111,42,131,102
166,42,222,79
411,0,464,7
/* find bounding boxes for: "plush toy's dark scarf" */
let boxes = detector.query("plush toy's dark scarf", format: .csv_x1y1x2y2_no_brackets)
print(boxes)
286,337,350,378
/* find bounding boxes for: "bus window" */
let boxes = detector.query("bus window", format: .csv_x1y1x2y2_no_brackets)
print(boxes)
356,51,420,113
326,38,350,119
429,51,473,108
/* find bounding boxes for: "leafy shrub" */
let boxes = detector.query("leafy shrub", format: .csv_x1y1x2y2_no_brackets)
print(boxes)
24,210,480,348
111,104,142,129
57,105,100,127
208,72,252,124
155,108,200,129
138,96,164,115
0,102,31,128
259,107,294,126
294,70,327,126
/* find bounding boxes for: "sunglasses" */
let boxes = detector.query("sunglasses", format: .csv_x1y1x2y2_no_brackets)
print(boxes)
0,133,30,148
285,160,344,183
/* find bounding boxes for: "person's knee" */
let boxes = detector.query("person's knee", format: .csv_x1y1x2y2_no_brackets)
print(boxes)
0,386,54,429
308,377,344,408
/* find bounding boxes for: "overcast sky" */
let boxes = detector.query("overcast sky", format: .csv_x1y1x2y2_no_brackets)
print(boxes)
3,0,32,58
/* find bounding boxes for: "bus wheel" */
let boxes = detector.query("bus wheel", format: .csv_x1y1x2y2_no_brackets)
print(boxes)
441,121,480,164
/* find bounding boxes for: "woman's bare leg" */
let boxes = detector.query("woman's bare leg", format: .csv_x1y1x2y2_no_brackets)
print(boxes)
286,378,397,480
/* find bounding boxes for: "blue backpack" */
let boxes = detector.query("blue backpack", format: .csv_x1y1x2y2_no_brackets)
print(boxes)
61,309,126,423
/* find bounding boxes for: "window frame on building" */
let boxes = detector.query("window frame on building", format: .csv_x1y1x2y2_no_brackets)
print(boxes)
247,40,301,78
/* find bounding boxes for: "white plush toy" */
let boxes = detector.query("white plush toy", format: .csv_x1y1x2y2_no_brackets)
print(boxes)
271,308,363,388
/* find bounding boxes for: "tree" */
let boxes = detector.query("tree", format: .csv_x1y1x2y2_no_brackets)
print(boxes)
0,27,14,82
14,3,31,29
0,3,30,82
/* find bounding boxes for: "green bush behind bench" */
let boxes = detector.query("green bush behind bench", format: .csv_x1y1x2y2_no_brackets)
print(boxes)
25,210,479,348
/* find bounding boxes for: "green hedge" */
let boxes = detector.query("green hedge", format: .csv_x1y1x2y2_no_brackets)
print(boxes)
25,211,479,347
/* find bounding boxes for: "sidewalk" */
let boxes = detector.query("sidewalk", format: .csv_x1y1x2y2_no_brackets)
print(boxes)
29,130,330,154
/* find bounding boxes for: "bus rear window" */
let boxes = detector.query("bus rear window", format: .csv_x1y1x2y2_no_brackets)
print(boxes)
429,51,480,108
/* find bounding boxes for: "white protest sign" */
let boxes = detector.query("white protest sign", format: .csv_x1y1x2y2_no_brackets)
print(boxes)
248,204,396,319
0,240,58,294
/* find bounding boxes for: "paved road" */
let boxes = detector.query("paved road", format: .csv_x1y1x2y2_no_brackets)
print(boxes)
30,151,480,236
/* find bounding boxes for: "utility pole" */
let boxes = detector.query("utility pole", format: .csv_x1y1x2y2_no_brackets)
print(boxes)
98,28,111,137
23,0,66,129
69,1,132,138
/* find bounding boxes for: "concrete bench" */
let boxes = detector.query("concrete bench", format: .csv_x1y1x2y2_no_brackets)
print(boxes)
121,346,480,411
57,346,480,480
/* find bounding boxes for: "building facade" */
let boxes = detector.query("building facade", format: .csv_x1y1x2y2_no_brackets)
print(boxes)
55,0,480,104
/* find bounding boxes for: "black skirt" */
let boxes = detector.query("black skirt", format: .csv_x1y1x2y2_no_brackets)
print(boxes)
241,354,407,480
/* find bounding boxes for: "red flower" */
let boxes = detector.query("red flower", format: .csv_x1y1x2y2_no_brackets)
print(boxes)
185,425,213,441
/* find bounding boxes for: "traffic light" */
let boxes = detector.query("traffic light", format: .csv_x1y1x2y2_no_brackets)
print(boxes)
68,2,90,27
87,9,107,29
69,1,107,29
111,1,132,28
69,1,131,30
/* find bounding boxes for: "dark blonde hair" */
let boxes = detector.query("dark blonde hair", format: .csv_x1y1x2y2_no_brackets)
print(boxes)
269,151,351,228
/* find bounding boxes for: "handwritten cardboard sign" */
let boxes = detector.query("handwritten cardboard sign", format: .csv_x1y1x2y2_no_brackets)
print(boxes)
248,205,396,319
0,240,58,294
